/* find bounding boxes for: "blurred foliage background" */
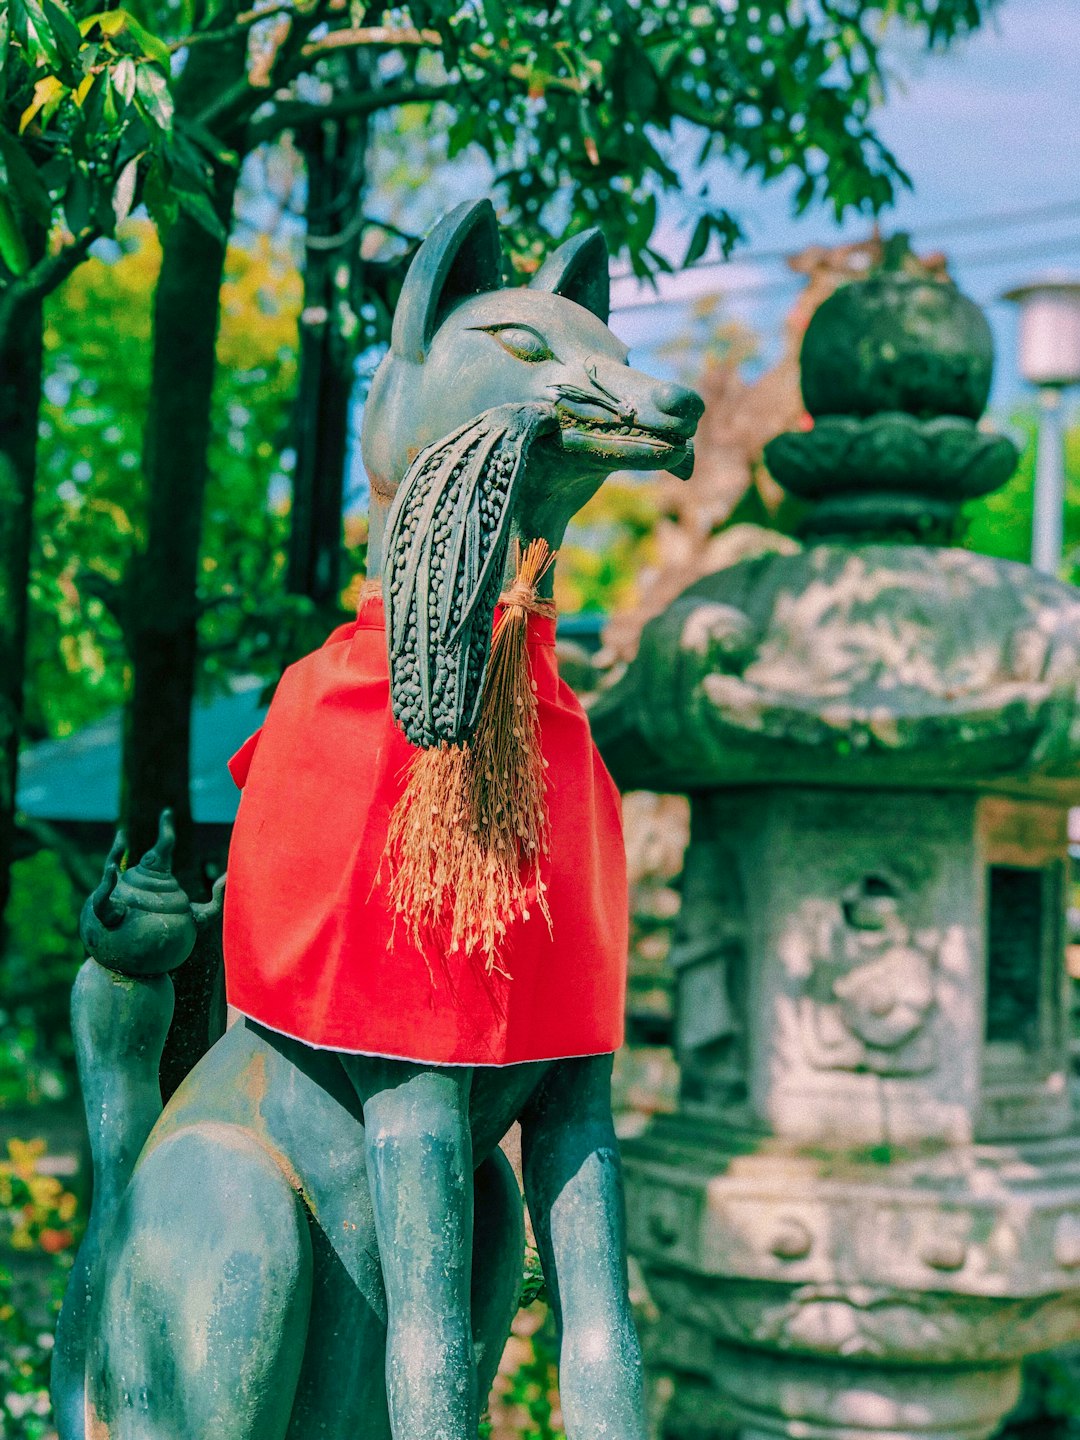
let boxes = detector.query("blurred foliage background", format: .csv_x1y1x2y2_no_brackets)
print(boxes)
5,0,1080,1433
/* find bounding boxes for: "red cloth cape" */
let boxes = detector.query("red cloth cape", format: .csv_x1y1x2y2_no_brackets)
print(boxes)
222,594,628,1065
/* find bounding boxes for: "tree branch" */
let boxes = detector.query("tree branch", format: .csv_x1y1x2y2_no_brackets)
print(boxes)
299,26,585,92
174,10,441,56
195,0,328,137
168,1,300,52
199,9,585,145
244,80,455,147
299,23,442,57
360,216,419,247
0,231,97,336
76,567,127,633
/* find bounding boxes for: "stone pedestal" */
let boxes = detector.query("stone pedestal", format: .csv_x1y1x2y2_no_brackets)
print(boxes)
626,1107,1080,1439
665,1349,1020,1440
592,247,1080,1440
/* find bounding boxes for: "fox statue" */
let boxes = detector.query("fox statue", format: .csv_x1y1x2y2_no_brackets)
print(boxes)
52,199,704,1440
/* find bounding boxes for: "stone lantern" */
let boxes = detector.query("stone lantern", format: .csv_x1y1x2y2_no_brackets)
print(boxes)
1002,276,1080,574
592,239,1080,1440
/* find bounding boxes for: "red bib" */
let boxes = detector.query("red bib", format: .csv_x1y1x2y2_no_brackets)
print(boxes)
222,594,628,1065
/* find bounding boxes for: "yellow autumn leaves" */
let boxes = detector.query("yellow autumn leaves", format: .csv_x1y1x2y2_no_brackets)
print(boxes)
0,1139,78,1255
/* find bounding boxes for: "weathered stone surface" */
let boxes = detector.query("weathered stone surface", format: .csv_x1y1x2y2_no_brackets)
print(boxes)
662,1343,1021,1440
763,414,1016,508
628,1117,1080,1317
598,248,1080,1440
798,239,995,423
593,544,1080,799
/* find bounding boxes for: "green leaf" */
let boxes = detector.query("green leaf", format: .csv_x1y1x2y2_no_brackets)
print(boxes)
41,0,81,65
111,55,137,107
7,0,26,46
36,153,71,197
686,207,741,262
628,191,657,252
181,118,237,167
19,73,66,131
646,36,681,77
78,10,110,34
103,72,118,124
78,7,169,65
0,132,53,224
0,6,12,87
0,195,30,276
72,69,95,108
123,12,170,66
142,157,177,236
21,0,62,67
167,127,213,184
112,154,140,226
80,9,126,36
63,164,92,236
612,41,658,117
175,187,226,243
134,62,173,130
684,214,710,267
447,112,475,160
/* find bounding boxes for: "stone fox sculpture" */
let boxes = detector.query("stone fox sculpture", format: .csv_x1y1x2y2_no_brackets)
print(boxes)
52,199,703,1440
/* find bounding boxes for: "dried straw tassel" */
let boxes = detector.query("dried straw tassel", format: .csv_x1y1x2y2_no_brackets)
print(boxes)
384,538,557,972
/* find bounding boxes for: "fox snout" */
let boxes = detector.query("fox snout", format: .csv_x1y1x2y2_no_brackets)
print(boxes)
556,354,703,441
641,376,705,438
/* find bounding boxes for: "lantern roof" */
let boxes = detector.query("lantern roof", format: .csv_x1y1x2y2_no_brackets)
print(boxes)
1002,274,1080,389
591,541,1080,797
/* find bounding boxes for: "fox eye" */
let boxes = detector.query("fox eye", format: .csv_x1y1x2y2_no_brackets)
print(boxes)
487,326,556,364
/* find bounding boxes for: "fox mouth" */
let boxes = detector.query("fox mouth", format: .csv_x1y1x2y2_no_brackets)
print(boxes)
554,408,693,475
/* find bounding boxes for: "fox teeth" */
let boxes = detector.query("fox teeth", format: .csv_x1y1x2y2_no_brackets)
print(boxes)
555,410,682,446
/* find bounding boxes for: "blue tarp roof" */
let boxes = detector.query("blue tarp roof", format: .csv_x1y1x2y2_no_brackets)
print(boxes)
17,677,267,826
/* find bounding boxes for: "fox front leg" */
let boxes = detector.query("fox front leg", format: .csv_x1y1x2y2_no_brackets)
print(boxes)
343,1057,477,1440
521,1054,647,1440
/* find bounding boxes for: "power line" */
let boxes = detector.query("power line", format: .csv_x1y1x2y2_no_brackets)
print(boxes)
915,197,1080,242
611,219,1080,315
952,231,1080,272
611,276,798,315
611,196,1080,288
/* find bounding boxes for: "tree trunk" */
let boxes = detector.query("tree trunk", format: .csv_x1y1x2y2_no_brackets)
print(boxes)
286,118,366,604
120,29,246,1097
122,193,237,1097
0,290,44,927
123,205,231,859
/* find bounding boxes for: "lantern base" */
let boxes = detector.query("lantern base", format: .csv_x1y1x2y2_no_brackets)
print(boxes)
660,1346,1020,1440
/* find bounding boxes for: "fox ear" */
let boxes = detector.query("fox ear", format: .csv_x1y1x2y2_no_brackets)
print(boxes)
391,200,502,363
530,228,610,322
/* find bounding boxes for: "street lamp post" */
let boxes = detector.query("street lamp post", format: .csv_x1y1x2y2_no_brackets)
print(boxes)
1003,279,1080,574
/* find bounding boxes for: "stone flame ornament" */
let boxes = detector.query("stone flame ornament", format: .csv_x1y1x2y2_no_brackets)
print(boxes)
592,245,1080,1440
52,201,704,1440
78,811,223,976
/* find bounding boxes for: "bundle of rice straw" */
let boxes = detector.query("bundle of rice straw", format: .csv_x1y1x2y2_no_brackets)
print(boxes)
383,538,556,973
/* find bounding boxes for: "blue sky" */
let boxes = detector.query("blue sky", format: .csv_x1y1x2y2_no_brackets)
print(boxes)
612,0,1080,415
